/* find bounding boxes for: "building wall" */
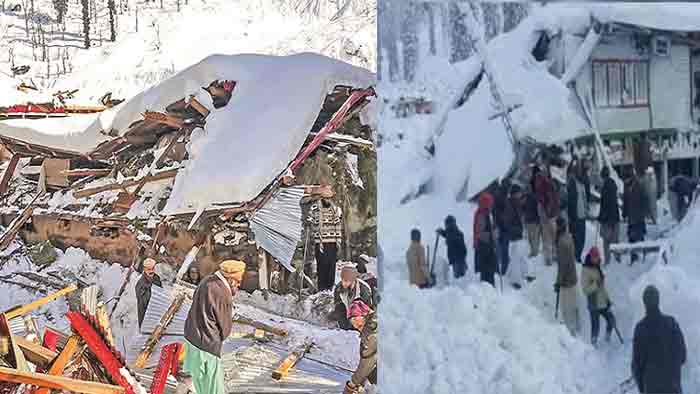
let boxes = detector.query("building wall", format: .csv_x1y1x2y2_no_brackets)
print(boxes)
573,31,692,133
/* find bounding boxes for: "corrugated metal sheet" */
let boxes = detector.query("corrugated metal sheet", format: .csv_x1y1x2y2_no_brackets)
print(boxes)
250,186,305,272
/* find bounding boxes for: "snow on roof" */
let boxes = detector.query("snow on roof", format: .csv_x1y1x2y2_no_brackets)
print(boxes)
435,13,588,199
91,52,376,213
543,3,700,32
0,114,108,154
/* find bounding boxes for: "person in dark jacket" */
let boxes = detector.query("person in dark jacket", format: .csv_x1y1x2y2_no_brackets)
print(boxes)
473,192,497,286
332,266,374,330
524,185,541,258
493,179,512,277
436,215,468,279
554,217,580,337
343,300,377,394
669,175,699,222
184,265,201,286
135,258,162,329
598,166,620,264
623,169,648,263
567,162,590,263
503,184,530,288
184,260,245,394
632,285,686,394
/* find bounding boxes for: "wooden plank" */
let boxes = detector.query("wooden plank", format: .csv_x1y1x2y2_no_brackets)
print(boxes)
0,155,20,197
232,315,288,337
142,111,184,129
73,168,178,199
271,342,313,380
5,285,79,320
0,191,44,250
0,314,28,372
187,97,210,117
0,366,124,394
95,304,114,348
132,293,186,368
14,336,57,367
61,168,112,177
41,158,71,187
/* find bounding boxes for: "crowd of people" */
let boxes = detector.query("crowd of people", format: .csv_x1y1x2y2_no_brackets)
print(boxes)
405,158,691,394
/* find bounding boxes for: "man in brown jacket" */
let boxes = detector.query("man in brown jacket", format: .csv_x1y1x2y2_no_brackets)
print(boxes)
184,260,245,394
406,229,429,288
554,217,580,337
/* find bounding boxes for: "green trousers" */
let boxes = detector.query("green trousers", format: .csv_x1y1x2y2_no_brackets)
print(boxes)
184,340,225,394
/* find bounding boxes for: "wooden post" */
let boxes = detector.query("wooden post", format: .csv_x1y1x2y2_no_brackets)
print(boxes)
271,342,313,380
232,315,288,337
5,285,78,320
133,293,185,368
0,366,124,394
0,154,20,197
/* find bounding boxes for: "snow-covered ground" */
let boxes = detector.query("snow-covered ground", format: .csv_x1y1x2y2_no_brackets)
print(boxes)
379,3,700,394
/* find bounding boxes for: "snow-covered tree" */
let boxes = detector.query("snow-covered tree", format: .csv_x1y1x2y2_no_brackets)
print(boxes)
81,0,90,48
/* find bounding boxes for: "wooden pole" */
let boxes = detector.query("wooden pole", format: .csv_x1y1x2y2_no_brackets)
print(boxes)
232,315,288,337
0,154,20,197
133,293,185,368
0,366,124,394
4,284,78,320
271,342,313,380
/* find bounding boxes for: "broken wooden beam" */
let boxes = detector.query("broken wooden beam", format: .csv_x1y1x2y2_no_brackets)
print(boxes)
0,191,44,250
0,314,29,371
14,336,58,367
0,366,124,394
61,168,112,177
271,342,313,380
142,111,185,129
132,293,186,369
0,155,20,197
73,168,179,199
187,96,210,117
5,284,79,320
232,315,288,337
35,335,81,394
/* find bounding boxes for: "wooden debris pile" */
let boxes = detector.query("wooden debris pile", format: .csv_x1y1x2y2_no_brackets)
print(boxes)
0,78,376,296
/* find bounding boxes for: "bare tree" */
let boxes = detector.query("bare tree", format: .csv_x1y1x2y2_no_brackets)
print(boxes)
108,0,117,41
53,0,67,23
82,0,90,48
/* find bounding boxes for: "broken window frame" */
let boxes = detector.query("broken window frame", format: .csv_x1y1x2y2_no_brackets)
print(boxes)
592,59,650,109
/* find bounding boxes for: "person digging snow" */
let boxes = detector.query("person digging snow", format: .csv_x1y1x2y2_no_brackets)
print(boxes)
473,192,498,287
343,299,377,394
632,285,686,394
554,216,580,337
581,247,617,347
598,166,621,265
184,260,245,394
135,257,162,329
436,215,468,279
406,229,430,288
332,266,374,330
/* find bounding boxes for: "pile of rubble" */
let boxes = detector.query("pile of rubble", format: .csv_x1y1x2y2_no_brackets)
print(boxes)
0,53,377,298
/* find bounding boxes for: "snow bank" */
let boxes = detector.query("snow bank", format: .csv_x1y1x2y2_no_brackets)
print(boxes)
0,114,107,153
85,52,373,212
381,280,598,394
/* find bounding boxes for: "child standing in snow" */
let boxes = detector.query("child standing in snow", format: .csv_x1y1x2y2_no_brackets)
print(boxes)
581,247,617,346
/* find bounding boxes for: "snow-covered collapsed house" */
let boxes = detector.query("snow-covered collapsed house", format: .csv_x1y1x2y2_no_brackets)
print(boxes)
0,53,376,292
548,5,700,191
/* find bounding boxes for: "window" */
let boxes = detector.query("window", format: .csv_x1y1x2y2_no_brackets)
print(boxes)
592,60,649,108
